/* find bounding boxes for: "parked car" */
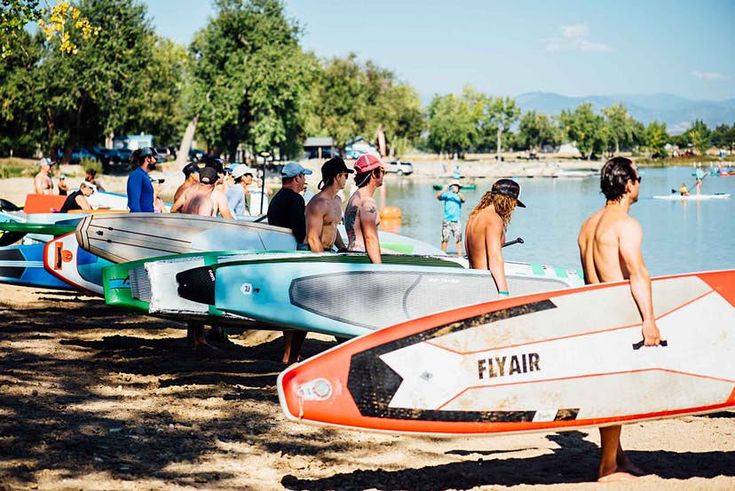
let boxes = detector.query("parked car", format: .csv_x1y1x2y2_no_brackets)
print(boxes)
385,159,414,176
68,147,100,164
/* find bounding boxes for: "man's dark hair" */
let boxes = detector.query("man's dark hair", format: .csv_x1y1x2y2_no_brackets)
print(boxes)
600,156,637,202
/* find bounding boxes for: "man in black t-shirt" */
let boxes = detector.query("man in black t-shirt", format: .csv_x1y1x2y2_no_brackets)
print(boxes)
267,162,312,244
267,161,313,365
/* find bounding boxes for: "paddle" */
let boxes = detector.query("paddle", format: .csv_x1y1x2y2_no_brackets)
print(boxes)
671,170,707,194
502,237,524,248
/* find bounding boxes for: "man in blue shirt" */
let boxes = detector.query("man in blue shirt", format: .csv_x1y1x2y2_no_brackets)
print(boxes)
226,164,255,217
126,147,160,212
435,180,465,255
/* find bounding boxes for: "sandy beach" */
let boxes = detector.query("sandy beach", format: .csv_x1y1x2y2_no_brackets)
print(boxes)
1,163,733,490
0,284,734,490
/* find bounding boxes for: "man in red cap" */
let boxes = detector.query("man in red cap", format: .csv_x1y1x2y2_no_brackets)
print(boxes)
465,179,525,297
344,154,385,263
305,157,353,252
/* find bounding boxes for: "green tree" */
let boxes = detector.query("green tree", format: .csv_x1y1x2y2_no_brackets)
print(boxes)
711,123,735,154
644,121,668,158
0,27,43,156
480,96,520,160
559,102,604,159
135,37,188,146
35,0,156,157
601,103,636,154
426,92,477,158
189,0,314,160
686,119,711,156
517,110,559,152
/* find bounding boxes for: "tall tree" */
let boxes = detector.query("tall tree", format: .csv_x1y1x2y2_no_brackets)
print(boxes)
0,27,42,156
426,91,477,158
559,102,604,160
35,0,156,157
686,119,711,156
601,103,636,154
481,96,520,160
517,110,559,152
189,0,314,160
644,121,668,158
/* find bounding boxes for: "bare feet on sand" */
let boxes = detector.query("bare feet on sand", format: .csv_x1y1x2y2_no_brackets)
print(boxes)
598,471,638,483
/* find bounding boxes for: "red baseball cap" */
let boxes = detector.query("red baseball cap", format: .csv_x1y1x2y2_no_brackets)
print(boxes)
353,154,384,174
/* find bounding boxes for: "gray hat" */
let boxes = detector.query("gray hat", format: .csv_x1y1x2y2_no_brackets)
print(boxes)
38,157,54,166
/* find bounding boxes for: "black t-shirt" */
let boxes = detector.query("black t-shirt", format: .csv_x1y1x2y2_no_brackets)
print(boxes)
267,188,306,243
59,190,83,213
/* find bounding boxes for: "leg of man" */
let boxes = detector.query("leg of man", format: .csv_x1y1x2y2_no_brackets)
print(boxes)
441,221,450,252
598,425,639,481
282,330,307,365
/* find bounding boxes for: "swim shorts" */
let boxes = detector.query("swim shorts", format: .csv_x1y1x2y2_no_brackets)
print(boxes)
441,220,462,243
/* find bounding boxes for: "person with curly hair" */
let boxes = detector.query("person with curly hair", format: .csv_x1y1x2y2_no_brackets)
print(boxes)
464,179,525,297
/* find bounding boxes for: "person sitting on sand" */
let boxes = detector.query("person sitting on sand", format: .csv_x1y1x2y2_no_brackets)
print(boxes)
59,181,96,213
578,156,662,482
465,179,525,297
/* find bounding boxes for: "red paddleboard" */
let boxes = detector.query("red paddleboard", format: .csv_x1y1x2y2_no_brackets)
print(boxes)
278,270,735,435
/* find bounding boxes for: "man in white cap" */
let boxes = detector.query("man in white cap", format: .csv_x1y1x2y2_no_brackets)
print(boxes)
226,164,255,217
34,158,55,195
435,179,465,256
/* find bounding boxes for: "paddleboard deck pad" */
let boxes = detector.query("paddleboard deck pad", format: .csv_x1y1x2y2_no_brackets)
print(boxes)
176,257,582,338
278,270,735,435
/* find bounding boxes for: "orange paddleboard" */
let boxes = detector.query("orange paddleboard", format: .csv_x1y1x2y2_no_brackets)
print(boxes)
278,270,735,435
24,194,66,213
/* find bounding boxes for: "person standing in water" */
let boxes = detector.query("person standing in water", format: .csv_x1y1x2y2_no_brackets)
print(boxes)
578,156,662,482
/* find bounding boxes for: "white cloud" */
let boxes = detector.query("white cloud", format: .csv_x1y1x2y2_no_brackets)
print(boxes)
692,70,724,80
544,23,613,53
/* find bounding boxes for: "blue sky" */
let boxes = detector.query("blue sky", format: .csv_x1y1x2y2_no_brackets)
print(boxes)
144,0,735,101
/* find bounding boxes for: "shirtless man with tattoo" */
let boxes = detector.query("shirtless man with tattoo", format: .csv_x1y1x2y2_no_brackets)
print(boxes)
344,154,385,264
34,158,55,195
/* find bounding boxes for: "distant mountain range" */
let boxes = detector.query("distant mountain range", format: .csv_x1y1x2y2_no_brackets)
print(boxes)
515,92,735,134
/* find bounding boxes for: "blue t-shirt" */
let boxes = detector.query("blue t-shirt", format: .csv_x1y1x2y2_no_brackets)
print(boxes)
126,166,154,212
226,185,249,217
439,191,462,222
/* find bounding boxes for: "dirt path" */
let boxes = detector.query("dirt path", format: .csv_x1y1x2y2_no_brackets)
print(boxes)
1,284,733,490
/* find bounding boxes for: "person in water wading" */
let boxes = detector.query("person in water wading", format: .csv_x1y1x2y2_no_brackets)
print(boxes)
464,179,525,297
578,156,662,482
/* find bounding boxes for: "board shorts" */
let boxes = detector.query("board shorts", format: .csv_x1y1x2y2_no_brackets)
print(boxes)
441,220,462,242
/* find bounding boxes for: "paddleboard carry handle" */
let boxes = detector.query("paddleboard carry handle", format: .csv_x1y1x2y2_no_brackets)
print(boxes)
632,339,668,350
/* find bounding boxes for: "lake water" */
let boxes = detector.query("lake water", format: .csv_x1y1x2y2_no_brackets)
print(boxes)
376,166,735,276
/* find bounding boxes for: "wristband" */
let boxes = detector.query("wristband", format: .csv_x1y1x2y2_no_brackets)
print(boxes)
498,290,510,296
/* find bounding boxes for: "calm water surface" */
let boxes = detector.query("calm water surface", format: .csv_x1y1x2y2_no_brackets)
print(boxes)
376,166,735,276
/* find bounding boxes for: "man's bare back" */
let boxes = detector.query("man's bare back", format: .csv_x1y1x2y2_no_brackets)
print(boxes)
465,206,509,291
577,157,661,482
